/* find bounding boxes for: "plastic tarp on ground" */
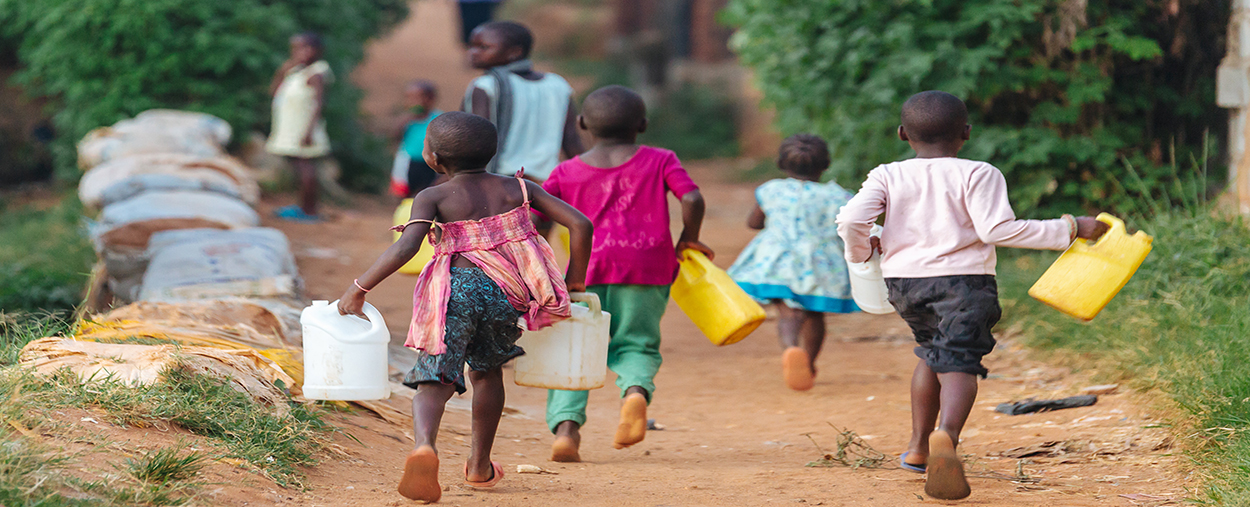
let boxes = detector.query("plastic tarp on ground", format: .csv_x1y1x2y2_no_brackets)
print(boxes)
19,336,294,412
92,191,261,303
77,110,232,170
94,190,260,249
138,228,300,303
78,153,260,209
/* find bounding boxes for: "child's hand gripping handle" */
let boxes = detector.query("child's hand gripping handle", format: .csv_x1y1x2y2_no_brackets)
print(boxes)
328,300,388,343
569,292,602,316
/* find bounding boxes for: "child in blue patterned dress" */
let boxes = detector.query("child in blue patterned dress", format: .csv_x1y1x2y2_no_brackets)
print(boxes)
728,134,856,391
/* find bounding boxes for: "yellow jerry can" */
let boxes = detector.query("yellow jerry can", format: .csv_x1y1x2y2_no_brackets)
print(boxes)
671,250,766,346
392,199,437,275
1027,213,1152,321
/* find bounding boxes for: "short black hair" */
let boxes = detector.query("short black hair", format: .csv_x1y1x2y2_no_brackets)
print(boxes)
295,31,324,52
478,21,534,58
777,134,830,178
900,91,968,144
581,85,646,139
427,112,497,170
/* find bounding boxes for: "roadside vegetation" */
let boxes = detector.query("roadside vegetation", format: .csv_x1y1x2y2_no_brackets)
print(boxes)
995,165,1250,503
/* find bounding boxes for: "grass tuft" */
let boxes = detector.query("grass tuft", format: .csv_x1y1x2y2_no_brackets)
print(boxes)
125,445,207,484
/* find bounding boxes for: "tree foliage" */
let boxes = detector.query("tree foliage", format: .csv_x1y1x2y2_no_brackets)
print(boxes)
723,0,1228,217
0,0,407,190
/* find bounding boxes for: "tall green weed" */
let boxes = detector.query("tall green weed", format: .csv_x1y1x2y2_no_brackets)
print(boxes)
998,207,1250,503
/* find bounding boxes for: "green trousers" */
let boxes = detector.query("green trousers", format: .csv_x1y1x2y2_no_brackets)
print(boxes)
545,284,670,433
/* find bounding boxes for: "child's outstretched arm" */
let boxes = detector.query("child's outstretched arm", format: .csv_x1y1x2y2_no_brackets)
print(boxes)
676,189,714,260
337,192,437,316
967,167,1108,249
836,170,887,263
527,181,593,292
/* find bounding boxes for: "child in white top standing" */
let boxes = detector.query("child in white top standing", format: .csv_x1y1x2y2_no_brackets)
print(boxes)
728,134,857,392
268,32,332,221
836,91,1108,501
464,21,584,180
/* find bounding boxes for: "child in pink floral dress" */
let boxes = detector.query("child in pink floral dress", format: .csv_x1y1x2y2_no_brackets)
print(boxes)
339,112,592,503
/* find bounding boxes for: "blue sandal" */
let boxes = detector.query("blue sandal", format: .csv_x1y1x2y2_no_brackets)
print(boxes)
274,204,321,223
900,451,927,473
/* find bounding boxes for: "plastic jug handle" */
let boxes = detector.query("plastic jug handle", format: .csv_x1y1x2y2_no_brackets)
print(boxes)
362,302,387,336
1084,213,1126,248
570,292,602,315
681,250,711,276
319,299,388,344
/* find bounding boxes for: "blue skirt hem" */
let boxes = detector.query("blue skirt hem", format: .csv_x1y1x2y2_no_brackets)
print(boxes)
736,282,859,313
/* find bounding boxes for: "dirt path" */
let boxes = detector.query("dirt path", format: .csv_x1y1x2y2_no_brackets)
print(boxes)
238,4,1197,505
253,160,1188,506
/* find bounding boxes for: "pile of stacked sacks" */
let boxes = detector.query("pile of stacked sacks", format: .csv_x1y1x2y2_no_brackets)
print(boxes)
20,110,308,409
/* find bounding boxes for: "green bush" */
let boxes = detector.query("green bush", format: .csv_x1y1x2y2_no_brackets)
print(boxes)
0,0,407,191
723,0,1228,217
0,195,94,313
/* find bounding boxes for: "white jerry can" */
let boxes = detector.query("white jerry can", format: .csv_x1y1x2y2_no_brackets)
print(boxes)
513,292,611,390
846,225,895,315
301,300,391,400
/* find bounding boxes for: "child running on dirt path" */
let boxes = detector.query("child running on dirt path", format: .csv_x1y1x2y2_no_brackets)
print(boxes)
464,21,584,181
337,112,593,503
835,91,1108,501
538,85,712,462
268,32,332,221
728,134,857,392
391,80,443,198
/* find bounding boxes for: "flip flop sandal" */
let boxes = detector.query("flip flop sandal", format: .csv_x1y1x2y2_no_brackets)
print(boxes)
464,460,505,488
274,204,321,223
900,451,927,473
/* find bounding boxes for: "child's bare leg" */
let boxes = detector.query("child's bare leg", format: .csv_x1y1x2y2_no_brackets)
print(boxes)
776,304,803,349
613,386,648,449
777,305,815,391
924,371,977,500
552,420,581,462
399,382,456,502
466,368,505,483
799,311,825,371
905,361,939,466
936,371,977,442
293,158,319,215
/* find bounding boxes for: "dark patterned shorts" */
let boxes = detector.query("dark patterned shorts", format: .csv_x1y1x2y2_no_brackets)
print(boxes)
885,275,1001,378
403,267,525,394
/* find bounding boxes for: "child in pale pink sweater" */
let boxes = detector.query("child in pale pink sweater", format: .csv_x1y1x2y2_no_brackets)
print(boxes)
836,91,1107,501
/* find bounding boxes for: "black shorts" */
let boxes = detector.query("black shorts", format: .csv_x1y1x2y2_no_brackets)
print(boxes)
885,275,1001,378
403,268,524,394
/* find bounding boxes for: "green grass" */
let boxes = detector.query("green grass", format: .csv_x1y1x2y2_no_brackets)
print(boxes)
0,364,330,488
997,208,1250,504
0,311,331,491
0,194,95,313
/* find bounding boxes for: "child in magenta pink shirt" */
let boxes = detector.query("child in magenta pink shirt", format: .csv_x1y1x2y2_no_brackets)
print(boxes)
540,85,711,462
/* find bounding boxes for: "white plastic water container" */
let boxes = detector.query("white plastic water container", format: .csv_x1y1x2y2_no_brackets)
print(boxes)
513,293,611,390
301,300,390,400
846,225,895,315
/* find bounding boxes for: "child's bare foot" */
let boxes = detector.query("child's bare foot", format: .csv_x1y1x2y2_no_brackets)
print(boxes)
924,429,970,500
398,446,441,503
782,347,815,391
613,392,647,449
551,421,581,462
